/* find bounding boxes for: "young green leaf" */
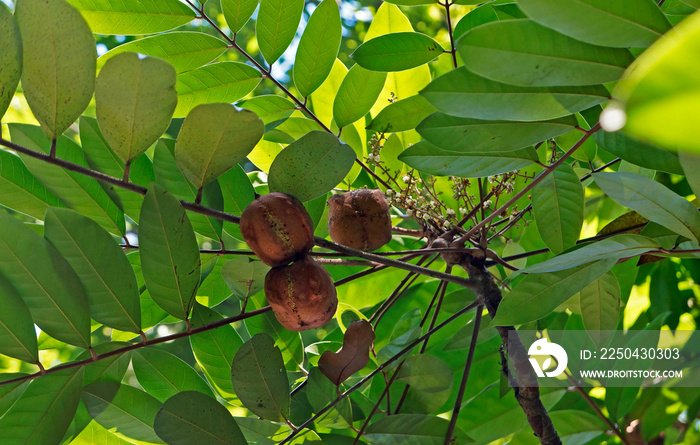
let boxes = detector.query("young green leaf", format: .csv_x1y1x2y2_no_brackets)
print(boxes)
44,207,141,333
417,113,576,153
139,183,201,320
96,53,177,165
532,164,584,255
0,211,91,349
0,368,84,444
82,382,164,444
175,103,264,190
221,258,270,300
154,391,247,445
293,0,342,97
518,0,671,48
98,32,228,74
594,130,683,175
133,349,214,402
257,0,304,65
230,333,290,422
222,0,260,33
0,3,21,119
421,67,609,121
580,271,620,348
333,64,387,128
459,19,634,86
9,124,126,236
352,32,443,72
368,94,436,133
398,140,538,177
16,0,96,140
492,259,616,326
595,171,700,242
0,275,38,363
67,0,196,35
319,320,376,385
614,10,700,153
0,149,64,220
268,130,356,202
174,62,262,117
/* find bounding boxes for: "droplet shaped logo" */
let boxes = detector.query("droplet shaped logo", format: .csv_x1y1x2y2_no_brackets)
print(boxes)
528,338,568,378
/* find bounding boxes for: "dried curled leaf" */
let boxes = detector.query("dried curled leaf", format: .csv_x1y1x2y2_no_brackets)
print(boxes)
318,320,375,385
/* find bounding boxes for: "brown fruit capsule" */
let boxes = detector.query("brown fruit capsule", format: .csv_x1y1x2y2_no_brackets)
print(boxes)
328,189,391,251
240,192,315,267
264,256,338,331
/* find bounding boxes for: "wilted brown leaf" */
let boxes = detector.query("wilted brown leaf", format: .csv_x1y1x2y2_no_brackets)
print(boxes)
318,320,376,385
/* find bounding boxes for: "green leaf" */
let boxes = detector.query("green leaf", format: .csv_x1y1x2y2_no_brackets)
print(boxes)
222,0,260,33
518,0,671,48
219,166,256,241
305,367,353,429
333,64,387,128
680,151,700,200
139,183,201,320
580,271,620,348
594,131,683,175
368,95,435,133
268,130,356,202
524,234,661,274
175,103,264,190
0,211,90,348
0,149,64,220
16,0,96,140
246,311,305,372
532,164,584,254
459,19,634,87
230,333,290,422
154,392,248,445
417,113,576,153
98,32,228,74
0,274,38,363
366,414,469,445
190,303,243,400
0,368,84,445
594,171,700,242
257,0,304,64
79,117,153,224
67,0,196,35
133,348,214,402
614,10,700,153
238,95,297,128
453,3,498,40
293,0,342,97
396,355,453,393
44,208,141,333
71,421,134,445
95,53,176,165
82,382,164,444
79,342,132,386
420,67,609,121
221,258,270,300
0,3,21,119
398,140,538,177
153,139,223,240
174,62,262,117
9,124,126,236
492,260,616,325
352,32,442,72
384,0,436,6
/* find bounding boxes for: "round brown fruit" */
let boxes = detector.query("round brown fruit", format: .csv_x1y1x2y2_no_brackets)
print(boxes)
240,192,314,267
328,189,391,251
264,256,338,331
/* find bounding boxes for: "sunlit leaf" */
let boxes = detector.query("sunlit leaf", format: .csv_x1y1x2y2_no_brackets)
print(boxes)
420,67,609,121
0,274,38,363
221,258,270,300
0,149,63,220
453,3,498,40
219,165,256,240
67,0,196,35
140,183,201,320
580,271,620,348
293,0,342,97
333,65,387,128
222,0,260,33
257,0,304,64
17,0,96,140
518,0,671,48
352,32,443,72
95,53,176,165
154,391,247,445
368,95,435,133
133,348,214,402
594,130,683,175
230,333,290,422
0,3,21,119
44,208,141,333
238,95,297,128
268,131,355,202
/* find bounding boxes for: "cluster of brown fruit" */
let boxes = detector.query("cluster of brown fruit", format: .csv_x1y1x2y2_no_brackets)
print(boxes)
240,190,392,331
